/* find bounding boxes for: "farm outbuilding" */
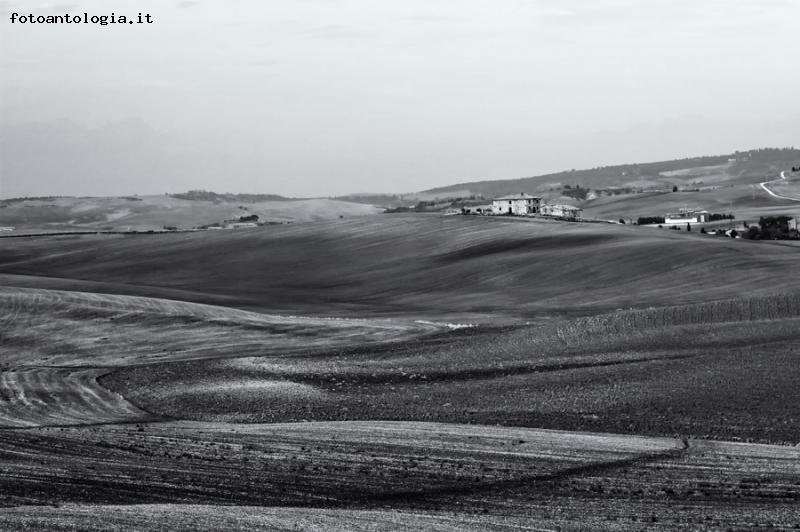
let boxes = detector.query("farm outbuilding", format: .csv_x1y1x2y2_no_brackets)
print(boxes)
491,194,541,215
665,209,710,224
541,204,583,220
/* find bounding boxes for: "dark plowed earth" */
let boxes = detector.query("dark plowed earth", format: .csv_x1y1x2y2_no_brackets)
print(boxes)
0,423,798,530
104,302,800,443
3,216,800,530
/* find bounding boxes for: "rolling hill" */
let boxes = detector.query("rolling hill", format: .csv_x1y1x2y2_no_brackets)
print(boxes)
380,147,800,223
3,148,798,233
2,215,799,318
0,194,383,233
418,148,800,199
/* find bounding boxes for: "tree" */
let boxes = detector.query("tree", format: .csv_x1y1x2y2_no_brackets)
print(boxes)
700,227,706,234
686,223,691,232
672,185,678,192
618,218,626,224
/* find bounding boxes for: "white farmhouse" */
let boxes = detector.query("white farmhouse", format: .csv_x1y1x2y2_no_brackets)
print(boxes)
491,194,541,215
665,209,710,224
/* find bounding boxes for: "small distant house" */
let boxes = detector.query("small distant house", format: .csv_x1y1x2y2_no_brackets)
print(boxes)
541,204,583,220
491,194,541,215
665,209,710,224
0,226,14,232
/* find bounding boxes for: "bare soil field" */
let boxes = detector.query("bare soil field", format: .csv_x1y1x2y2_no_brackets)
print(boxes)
0,287,437,429
2,215,800,529
103,296,800,443
0,422,797,530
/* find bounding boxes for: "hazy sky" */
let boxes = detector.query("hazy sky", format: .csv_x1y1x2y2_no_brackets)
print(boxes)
1,0,798,198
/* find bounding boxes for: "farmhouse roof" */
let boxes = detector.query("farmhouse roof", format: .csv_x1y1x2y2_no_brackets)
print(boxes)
493,193,541,201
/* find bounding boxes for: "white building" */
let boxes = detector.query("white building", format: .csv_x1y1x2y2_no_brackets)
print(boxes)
665,209,710,224
541,204,583,220
491,194,541,215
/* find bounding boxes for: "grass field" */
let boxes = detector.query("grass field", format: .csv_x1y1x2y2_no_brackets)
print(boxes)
2,215,800,319
2,214,800,529
763,174,800,201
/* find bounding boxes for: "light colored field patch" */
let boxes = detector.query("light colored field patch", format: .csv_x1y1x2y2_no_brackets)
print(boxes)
0,504,540,532
174,380,324,400
659,163,731,177
0,368,147,428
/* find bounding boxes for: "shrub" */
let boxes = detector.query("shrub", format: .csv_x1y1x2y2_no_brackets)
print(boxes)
709,213,735,221
741,216,798,240
637,216,665,225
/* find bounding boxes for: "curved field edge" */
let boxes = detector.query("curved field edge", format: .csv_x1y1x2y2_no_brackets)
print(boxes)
0,287,441,428
0,421,797,530
0,286,439,368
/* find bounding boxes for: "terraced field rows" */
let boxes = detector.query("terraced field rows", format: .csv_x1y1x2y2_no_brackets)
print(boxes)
553,292,800,347
0,368,148,427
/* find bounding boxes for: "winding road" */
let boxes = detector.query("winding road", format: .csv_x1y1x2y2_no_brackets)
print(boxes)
759,171,800,201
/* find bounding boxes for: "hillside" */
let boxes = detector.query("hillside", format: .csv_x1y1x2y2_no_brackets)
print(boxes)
406,148,800,222
3,215,800,528
0,194,383,232
2,215,799,319
420,148,800,199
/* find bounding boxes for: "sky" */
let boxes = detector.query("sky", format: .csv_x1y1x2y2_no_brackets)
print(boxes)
1,0,798,198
